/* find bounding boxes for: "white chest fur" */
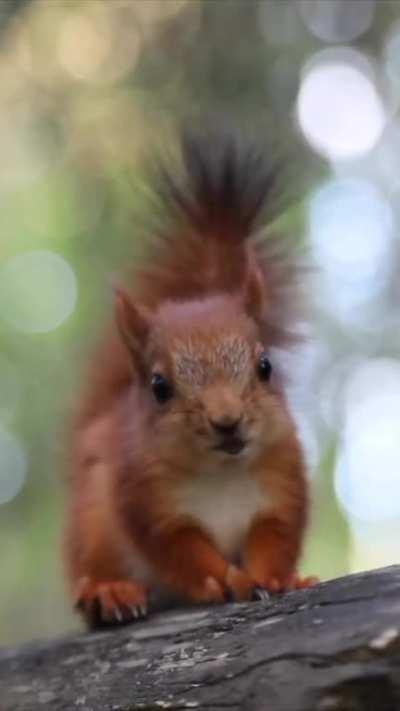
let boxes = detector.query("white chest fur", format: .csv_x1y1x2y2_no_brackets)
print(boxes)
175,467,269,560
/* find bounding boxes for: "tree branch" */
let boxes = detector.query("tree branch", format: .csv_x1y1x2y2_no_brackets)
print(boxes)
2,566,400,710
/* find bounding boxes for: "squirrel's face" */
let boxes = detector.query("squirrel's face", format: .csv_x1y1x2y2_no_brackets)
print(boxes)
116,292,295,465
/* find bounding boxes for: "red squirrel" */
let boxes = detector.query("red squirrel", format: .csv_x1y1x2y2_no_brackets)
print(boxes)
64,129,317,627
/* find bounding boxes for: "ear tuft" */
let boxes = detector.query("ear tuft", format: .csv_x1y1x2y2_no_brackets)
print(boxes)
243,266,266,323
113,286,150,359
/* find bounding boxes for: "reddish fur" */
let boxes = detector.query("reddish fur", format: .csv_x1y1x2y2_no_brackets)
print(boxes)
243,437,306,588
63,131,315,626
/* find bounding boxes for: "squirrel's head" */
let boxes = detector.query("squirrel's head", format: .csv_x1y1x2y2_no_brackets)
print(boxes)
115,288,294,467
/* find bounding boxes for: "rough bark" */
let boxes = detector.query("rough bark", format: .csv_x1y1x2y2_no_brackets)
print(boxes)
1,566,400,711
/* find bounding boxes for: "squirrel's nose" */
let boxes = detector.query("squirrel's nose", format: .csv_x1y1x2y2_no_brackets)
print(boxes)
210,416,242,436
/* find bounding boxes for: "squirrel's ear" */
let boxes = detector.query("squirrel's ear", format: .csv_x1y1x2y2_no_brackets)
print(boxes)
243,266,265,323
113,286,150,361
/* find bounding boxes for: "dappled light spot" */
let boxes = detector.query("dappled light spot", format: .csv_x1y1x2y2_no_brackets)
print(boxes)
343,359,400,442
0,429,27,506
58,10,140,84
296,49,386,160
309,178,393,280
299,0,375,43
307,178,394,325
335,359,400,523
58,13,111,82
0,250,78,334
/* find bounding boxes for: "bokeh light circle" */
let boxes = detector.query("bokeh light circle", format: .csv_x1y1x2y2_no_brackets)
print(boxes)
335,423,400,524
309,178,393,278
307,178,393,325
335,359,400,523
0,250,78,333
299,0,375,44
0,429,27,505
58,10,140,84
343,359,400,441
297,50,386,160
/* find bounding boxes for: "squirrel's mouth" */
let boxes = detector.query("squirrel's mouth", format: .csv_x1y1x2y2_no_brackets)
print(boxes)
214,437,246,455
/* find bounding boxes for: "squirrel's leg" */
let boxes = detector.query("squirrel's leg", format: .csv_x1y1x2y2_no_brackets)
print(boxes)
243,441,319,594
243,514,317,593
64,480,148,628
134,520,255,603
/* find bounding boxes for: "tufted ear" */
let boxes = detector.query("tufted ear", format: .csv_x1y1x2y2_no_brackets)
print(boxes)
243,265,266,323
113,286,150,368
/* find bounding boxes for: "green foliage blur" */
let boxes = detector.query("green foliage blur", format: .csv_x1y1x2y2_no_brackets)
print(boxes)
0,0,398,646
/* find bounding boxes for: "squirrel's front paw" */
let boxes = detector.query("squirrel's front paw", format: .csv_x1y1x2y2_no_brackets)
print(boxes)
74,577,148,627
224,564,255,602
254,571,319,594
187,565,255,604
287,572,320,590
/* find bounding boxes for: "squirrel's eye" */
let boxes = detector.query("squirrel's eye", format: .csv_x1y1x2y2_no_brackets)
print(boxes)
151,373,173,403
257,353,272,382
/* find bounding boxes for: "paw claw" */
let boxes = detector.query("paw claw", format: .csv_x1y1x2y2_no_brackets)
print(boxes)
72,578,148,627
113,607,123,623
252,586,270,602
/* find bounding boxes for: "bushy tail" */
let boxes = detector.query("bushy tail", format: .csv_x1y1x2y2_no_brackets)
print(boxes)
131,125,302,342
159,128,280,242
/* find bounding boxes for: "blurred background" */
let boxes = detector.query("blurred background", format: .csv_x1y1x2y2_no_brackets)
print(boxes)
1,0,400,646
